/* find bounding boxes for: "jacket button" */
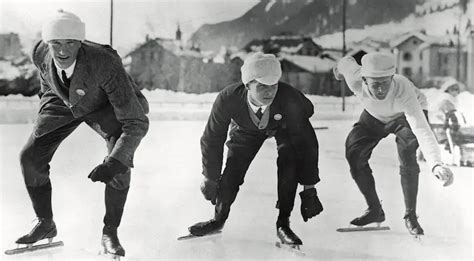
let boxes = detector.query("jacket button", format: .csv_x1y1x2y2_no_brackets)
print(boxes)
76,89,86,96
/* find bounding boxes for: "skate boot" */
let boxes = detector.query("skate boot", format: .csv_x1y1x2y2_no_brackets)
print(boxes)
404,213,424,237
101,226,125,257
276,218,302,246
16,218,57,244
188,219,225,236
350,207,385,227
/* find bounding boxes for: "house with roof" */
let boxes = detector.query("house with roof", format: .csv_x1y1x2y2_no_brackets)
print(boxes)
279,54,348,96
243,35,323,56
391,30,467,86
0,33,22,60
467,29,474,92
125,27,240,93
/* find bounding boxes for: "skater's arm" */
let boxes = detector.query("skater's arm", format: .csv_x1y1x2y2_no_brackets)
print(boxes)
201,92,231,181
101,60,150,168
400,85,443,170
336,56,363,93
414,87,428,110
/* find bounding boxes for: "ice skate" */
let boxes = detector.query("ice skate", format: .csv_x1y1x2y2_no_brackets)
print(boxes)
5,218,63,255
100,226,125,260
178,219,224,240
337,208,390,232
404,213,424,239
275,219,305,256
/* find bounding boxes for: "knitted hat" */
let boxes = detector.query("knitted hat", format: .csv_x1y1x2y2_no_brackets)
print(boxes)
439,77,462,92
361,52,396,78
42,9,85,42
241,52,282,85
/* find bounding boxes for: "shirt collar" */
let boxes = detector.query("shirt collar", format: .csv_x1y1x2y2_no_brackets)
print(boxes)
247,92,268,113
54,59,76,79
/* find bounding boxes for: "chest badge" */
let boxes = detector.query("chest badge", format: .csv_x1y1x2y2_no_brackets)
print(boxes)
75,89,86,96
274,114,282,121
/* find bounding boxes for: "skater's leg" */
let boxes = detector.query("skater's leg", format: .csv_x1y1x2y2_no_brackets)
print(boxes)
345,111,388,226
216,133,264,220
345,124,383,210
101,133,131,256
17,119,80,244
189,133,264,236
393,121,424,235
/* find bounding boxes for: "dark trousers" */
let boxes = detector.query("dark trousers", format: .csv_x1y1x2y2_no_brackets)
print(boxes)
215,130,300,221
345,110,420,215
19,110,130,228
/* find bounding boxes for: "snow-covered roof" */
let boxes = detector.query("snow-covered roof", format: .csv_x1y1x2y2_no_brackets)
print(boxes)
280,54,335,73
390,31,457,48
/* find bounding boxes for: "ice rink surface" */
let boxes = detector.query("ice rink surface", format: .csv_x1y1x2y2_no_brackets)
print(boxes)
1,120,472,260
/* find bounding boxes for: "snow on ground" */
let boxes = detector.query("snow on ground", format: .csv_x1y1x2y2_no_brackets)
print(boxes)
0,120,472,260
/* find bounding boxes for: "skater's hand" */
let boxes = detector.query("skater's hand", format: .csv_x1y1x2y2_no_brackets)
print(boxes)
88,157,128,183
433,165,454,187
200,177,218,205
333,66,344,81
299,188,323,222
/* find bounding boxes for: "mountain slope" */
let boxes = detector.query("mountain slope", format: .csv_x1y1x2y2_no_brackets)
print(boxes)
189,0,418,52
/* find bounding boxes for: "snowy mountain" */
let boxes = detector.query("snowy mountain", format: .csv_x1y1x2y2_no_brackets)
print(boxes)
189,0,418,52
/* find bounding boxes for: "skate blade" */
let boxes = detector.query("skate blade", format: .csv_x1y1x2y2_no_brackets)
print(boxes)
337,223,390,232
5,239,64,255
98,249,124,260
177,230,222,241
275,242,305,256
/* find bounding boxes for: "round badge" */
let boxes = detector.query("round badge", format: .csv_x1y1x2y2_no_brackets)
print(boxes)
76,89,86,96
274,114,282,121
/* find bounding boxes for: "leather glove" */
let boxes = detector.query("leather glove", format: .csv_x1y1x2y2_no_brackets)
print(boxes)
88,157,128,183
200,176,218,205
433,164,454,187
299,188,323,222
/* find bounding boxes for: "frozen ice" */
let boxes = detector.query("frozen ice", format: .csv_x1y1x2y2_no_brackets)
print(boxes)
1,120,472,260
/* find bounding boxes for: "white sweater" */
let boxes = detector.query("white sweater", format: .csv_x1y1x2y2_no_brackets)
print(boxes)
337,56,442,170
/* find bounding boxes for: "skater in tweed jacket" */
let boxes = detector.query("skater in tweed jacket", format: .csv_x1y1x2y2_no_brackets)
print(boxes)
14,10,149,258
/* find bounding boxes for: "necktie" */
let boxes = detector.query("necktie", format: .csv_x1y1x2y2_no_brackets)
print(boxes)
256,108,263,120
61,70,71,87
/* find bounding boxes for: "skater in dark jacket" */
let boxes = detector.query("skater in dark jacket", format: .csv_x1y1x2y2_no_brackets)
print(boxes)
188,52,323,247
14,10,149,257
334,52,454,237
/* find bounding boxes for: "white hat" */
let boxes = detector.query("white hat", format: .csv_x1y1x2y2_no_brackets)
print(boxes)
241,52,282,85
42,9,85,42
361,52,396,78
439,77,463,92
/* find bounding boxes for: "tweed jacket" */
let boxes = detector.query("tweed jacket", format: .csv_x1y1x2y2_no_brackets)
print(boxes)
201,82,320,185
31,40,149,167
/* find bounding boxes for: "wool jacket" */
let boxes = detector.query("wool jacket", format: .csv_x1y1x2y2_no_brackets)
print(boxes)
201,82,320,185
31,40,149,167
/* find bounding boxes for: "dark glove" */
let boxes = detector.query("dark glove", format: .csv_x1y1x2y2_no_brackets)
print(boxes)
88,157,128,183
200,177,218,205
299,188,323,222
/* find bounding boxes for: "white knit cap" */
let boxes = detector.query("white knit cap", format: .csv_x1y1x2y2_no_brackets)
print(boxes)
439,77,461,92
241,52,282,85
42,9,85,42
361,52,396,78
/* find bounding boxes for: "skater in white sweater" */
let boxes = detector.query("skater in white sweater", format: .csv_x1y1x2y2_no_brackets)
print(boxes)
334,52,454,237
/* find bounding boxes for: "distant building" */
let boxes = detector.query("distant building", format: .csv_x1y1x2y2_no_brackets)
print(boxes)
243,35,323,56
125,26,240,93
391,31,467,86
0,33,22,60
467,29,474,92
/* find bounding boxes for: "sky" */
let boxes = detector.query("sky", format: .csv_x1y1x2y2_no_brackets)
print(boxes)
0,0,259,55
